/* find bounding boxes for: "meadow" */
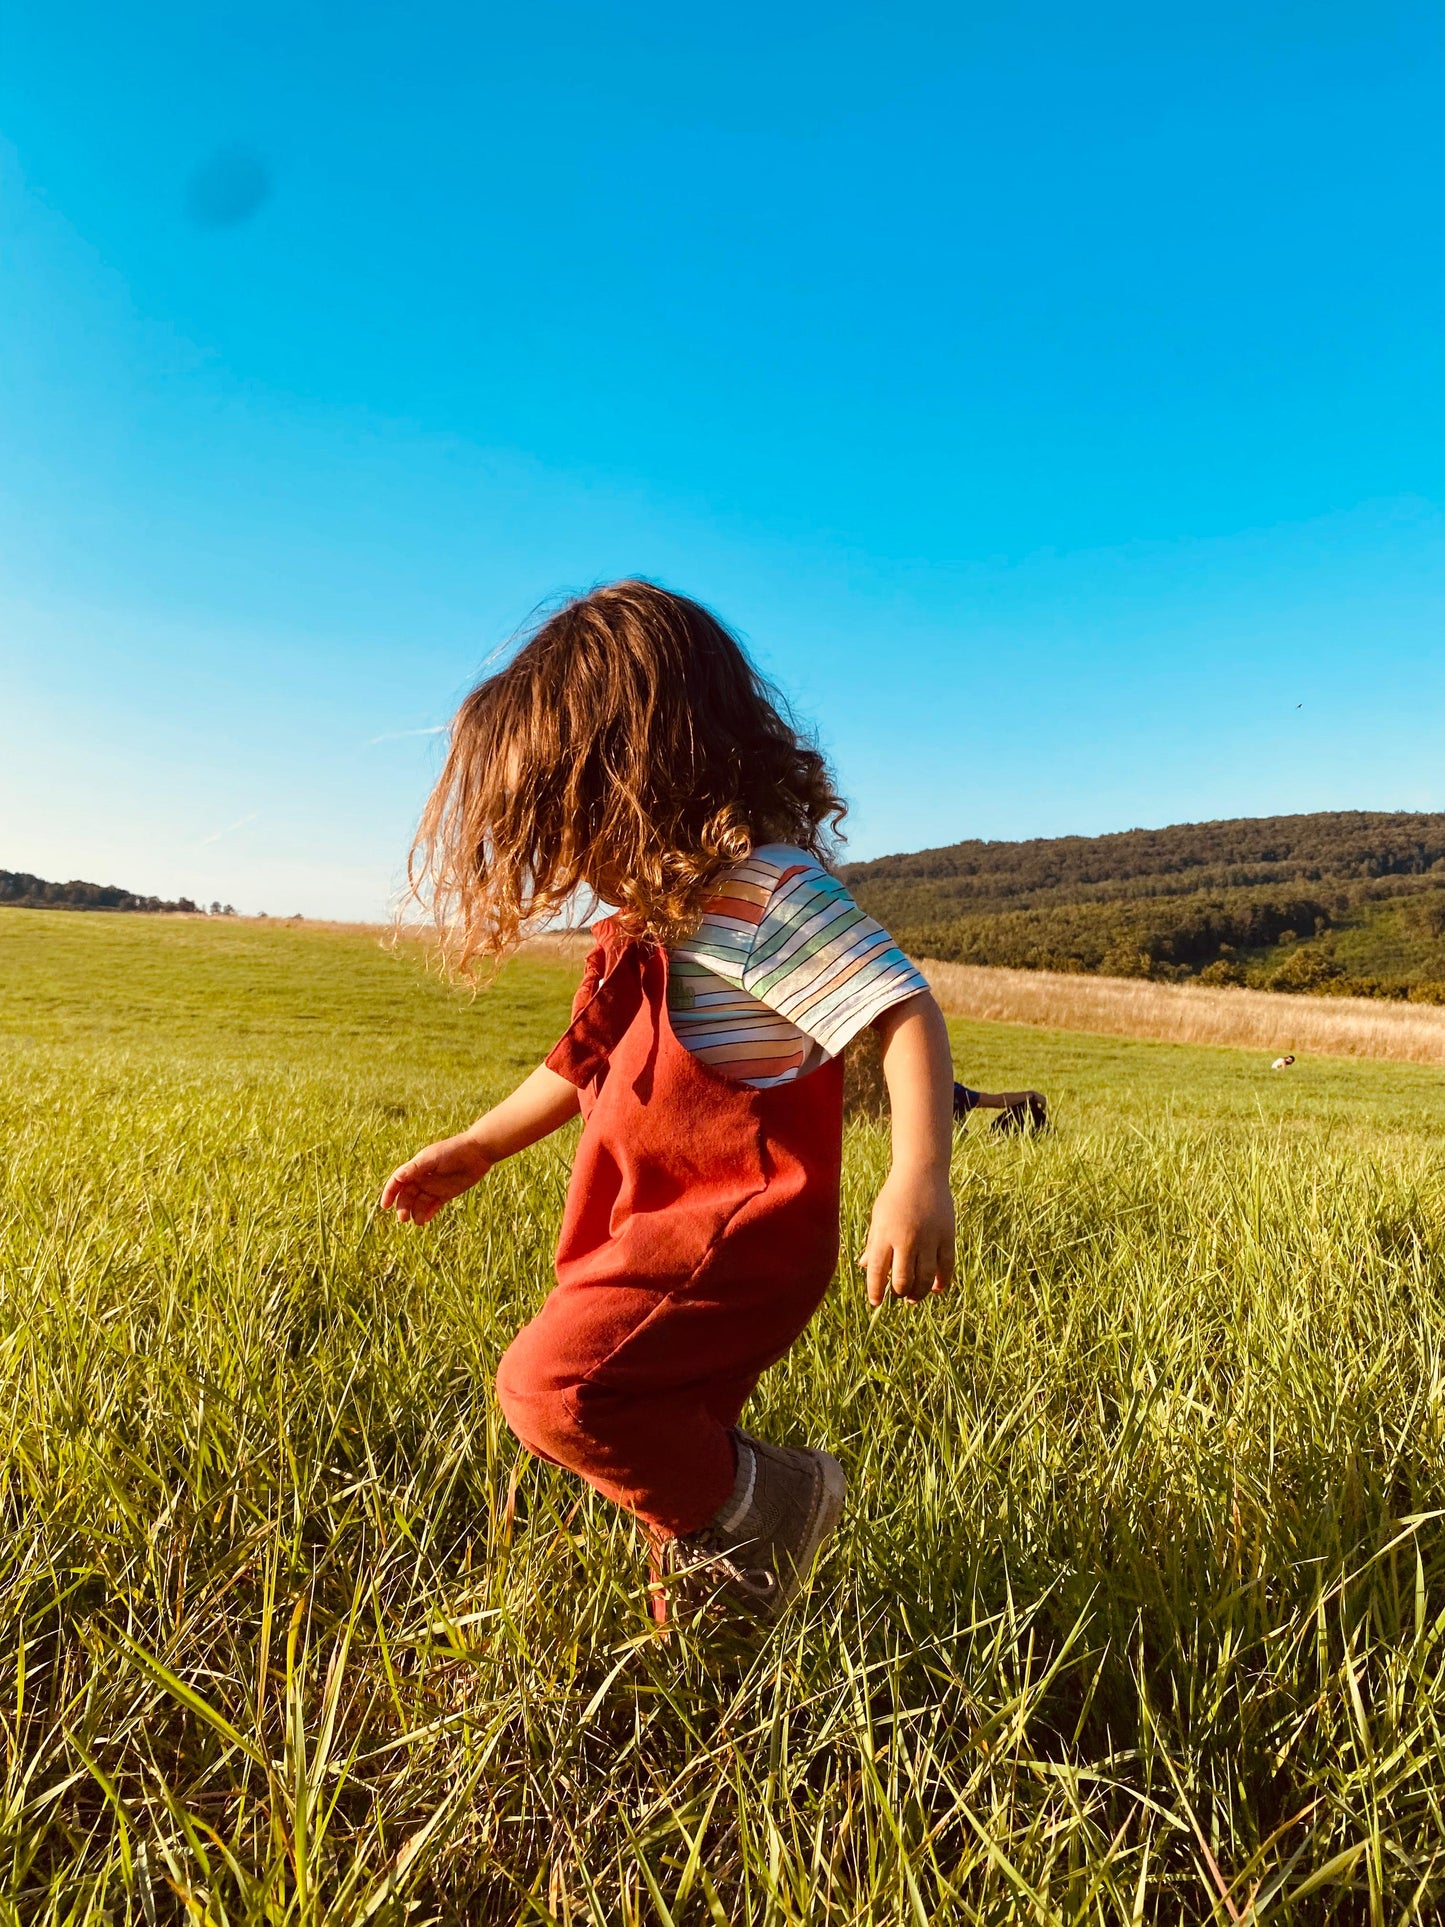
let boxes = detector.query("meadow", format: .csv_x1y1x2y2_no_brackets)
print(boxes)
5,910,1445,1924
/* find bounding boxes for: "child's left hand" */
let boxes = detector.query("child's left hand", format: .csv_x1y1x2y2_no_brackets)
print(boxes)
380,1132,495,1226
859,1162,956,1306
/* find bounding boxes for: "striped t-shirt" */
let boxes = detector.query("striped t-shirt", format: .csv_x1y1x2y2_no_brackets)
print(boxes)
666,845,929,1087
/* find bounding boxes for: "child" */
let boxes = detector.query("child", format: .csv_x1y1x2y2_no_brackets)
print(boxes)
380,581,956,1628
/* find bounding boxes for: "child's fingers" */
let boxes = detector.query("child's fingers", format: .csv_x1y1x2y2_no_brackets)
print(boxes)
863,1238,891,1309
863,1236,947,1305
933,1237,956,1294
383,1174,428,1223
891,1238,923,1300
399,1189,448,1227
380,1162,420,1211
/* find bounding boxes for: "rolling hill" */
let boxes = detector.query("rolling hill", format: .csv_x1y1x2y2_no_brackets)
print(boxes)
841,811,1445,998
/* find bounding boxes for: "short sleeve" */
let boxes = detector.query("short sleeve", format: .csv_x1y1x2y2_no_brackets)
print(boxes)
740,848,930,1058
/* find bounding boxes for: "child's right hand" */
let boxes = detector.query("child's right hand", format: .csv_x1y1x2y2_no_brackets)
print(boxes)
379,1133,494,1226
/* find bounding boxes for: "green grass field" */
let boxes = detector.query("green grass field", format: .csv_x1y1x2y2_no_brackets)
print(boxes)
5,910,1445,1924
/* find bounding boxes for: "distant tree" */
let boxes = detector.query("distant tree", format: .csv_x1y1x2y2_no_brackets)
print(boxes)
1269,949,1344,993
1198,959,1247,986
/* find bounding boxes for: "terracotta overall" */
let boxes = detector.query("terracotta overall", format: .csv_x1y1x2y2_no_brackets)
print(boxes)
495,921,845,1537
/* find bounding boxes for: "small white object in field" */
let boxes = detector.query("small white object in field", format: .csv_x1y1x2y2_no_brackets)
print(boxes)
1271,1054,1296,1070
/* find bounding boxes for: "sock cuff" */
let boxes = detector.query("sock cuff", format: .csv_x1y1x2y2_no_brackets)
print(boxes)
712,1434,757,1535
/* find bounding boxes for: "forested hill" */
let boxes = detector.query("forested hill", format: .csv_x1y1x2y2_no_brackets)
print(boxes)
1,871,202,914
841,812,1445,997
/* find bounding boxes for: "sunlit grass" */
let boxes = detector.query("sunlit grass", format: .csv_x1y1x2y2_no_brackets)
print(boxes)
4,911,1445,1921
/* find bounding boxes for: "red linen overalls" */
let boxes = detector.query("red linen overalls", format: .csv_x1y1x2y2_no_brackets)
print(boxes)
495,921,845,1539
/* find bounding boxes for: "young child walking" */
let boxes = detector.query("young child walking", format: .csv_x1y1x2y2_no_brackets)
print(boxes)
380,581,956,1628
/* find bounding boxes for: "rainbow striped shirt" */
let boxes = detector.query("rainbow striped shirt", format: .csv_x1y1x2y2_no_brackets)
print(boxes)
666,845,929,1087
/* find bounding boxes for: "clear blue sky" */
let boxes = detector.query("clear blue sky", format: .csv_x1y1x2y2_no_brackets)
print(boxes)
4,2,1444,918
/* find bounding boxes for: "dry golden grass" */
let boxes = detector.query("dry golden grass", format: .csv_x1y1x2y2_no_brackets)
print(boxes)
919,957,1445,1066
517,928,594,963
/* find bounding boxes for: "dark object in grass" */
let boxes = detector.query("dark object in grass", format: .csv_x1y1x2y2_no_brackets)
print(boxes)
844,1028,1048,1131
956,1082,1049,1133
987,1091,1049,1135
953,1082,981,1120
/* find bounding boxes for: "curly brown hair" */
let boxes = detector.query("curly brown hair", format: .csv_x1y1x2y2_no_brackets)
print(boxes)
407,580,847,975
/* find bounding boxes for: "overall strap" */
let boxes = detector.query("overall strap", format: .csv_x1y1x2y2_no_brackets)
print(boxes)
544,924,651,1089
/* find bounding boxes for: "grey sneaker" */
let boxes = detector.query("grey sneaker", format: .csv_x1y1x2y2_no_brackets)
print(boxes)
650,1429,847,1629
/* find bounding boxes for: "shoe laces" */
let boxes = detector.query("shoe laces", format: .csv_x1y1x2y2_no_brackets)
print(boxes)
670,1534,778,1602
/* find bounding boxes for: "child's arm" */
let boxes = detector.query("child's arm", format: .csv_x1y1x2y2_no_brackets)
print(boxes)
379,1064,581,1226
860,991,957,1306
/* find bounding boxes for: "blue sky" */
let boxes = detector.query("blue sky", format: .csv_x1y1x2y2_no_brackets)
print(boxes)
4,1,1444,918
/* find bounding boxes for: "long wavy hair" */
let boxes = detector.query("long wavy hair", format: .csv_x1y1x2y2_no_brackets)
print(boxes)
407,580,847,975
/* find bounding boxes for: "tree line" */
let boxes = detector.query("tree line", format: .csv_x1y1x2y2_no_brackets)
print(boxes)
0,871,219,915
